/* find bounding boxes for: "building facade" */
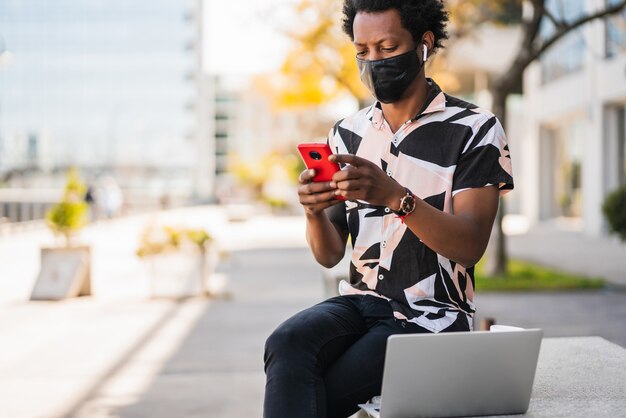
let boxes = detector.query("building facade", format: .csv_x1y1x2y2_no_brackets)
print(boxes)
0,0,215,199
521,0,626,237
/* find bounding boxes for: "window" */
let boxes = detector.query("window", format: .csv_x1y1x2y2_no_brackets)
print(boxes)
542,120,584,219
617,107,626,186
540,0,586,83
606,0,626,58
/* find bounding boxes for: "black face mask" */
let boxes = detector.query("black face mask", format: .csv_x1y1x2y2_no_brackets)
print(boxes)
356,48,423,104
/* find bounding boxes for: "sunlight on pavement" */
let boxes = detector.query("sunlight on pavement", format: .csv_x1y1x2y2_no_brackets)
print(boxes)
216,214,307,251
0,206,306,303
70,299,209,418
0,298,183,418
0,206,308,418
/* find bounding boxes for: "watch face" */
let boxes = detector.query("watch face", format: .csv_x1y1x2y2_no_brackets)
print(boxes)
400,193,416,214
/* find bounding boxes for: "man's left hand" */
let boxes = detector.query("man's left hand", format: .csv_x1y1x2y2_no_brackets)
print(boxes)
329,154,405,209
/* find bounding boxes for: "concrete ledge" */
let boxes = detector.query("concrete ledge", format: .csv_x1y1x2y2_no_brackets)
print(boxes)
525,336,626,417
322,253,351,298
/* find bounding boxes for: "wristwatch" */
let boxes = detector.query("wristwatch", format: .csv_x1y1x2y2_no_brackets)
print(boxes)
392,188,416,218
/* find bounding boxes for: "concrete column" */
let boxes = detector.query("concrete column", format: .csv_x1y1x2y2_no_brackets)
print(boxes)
538,127,556,221
583,1,608,237
20,202,27,222
8,202,17,221
36,202,46,220
583,103,605,236
521,63,542,226
192,0,216,201
606,109,617,192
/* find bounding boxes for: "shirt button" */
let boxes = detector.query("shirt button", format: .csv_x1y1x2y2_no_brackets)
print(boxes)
378,274,384,280
382,241,387,248
387,171,392,176
384,208,391,213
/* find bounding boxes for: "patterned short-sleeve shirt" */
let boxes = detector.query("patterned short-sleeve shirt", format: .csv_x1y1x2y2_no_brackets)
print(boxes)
327,79,514,333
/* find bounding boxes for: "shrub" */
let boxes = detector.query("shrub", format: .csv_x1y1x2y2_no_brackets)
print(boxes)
46,168,88,246
602,186,626,241
136,224,213,258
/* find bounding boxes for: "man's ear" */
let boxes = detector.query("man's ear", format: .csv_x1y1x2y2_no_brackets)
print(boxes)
421,31,435,55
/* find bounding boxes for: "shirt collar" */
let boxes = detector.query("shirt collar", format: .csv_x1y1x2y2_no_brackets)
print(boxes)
367,78,446,129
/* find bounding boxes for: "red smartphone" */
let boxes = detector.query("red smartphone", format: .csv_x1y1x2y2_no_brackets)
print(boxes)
297,143,341,182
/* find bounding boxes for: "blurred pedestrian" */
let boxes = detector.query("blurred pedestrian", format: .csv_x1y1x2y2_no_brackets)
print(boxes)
84,183,98,221
99,176,124,219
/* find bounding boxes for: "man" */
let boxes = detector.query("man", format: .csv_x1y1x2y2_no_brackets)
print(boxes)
264,1,514,417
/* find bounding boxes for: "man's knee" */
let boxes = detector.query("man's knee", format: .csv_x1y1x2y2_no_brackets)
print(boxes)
264,327,291,358
264,323,308,369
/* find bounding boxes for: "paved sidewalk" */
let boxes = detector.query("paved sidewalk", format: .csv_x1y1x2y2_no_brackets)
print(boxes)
68,247,626,417
0,205,308,302
71,247,323,418
508,222,626,287
0,207,314,418
1,207,625,417
0,298,182,418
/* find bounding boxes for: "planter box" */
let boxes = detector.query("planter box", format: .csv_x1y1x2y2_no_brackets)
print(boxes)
146,245,217,299
30,246,91,301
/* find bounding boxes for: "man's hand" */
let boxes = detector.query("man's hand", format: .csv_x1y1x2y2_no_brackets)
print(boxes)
298,168,343,216
329,154,405,208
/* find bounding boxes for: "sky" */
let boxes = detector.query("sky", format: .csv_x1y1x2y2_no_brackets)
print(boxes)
205,0,297,75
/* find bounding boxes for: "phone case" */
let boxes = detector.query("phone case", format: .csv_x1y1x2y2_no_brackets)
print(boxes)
297,143,340,182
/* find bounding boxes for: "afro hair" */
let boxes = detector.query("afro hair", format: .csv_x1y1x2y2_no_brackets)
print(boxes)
342,0,449,52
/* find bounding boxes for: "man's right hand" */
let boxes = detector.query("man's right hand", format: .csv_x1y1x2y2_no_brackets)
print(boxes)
298,169,342,216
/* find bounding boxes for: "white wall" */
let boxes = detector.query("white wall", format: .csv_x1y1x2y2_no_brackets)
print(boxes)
522,0,626,237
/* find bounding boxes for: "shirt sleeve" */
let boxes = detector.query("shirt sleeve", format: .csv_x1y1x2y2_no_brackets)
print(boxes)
324,123,349,235
452,115,514,197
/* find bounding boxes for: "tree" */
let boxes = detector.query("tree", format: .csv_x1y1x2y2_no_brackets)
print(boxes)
45,168,88,247
267,0,506,108
270,0,626,275
602,186,626,241
264,0,370,108
485,0,626,276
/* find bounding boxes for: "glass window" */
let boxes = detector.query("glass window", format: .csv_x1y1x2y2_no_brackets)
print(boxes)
546,120,584,218
540,0,586,83
617,107,626,186
606,0,626,58
0,0,195,168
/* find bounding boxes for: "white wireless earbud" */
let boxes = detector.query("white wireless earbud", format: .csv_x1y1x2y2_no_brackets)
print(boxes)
422,44,428,62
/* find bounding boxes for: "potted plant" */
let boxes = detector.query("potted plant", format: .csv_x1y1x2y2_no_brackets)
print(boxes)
602,186,626,241
31,168,91,300
136,223,217,298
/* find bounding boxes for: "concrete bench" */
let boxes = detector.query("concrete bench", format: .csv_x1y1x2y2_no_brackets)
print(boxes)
322,253,351,298
323,260,626,416
523,336,626,417
352,336,626,417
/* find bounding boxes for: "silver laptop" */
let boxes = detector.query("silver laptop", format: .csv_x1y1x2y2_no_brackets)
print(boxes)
359,328,543,418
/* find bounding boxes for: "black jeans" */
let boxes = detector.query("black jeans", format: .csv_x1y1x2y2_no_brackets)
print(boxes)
263,295,466,418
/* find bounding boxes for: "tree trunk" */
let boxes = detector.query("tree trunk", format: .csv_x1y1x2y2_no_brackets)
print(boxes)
484,86,509,277
479,0,626,277
480,1,534,277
